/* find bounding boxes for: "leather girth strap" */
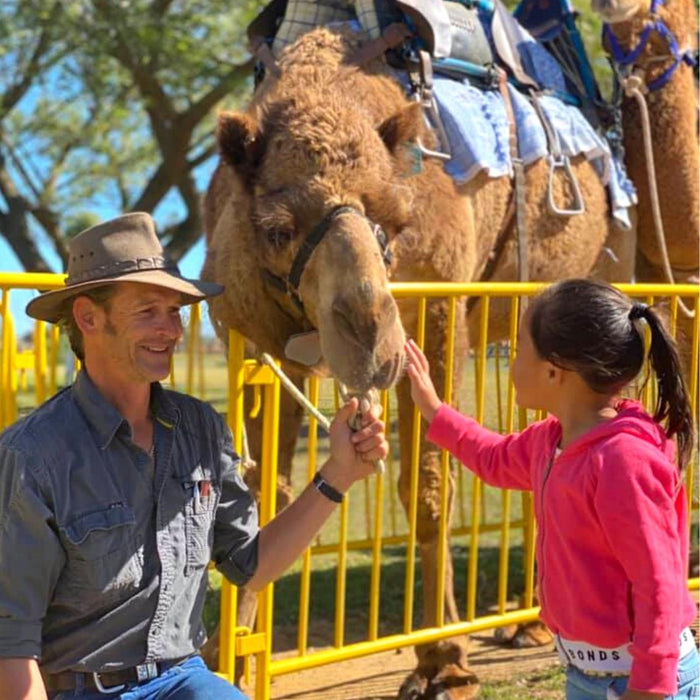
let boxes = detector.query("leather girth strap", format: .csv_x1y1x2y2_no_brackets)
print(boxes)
497,68,529,282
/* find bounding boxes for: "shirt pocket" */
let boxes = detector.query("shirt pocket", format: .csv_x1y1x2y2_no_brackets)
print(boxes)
180,465,217,576
60,503,143,602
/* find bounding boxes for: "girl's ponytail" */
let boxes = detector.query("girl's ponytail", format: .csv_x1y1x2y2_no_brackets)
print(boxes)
632,303,695,472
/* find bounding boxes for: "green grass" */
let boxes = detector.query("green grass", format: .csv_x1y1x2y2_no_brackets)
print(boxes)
479,666,566,698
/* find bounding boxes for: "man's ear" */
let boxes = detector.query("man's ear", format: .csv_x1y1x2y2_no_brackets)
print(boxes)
72,296,101,336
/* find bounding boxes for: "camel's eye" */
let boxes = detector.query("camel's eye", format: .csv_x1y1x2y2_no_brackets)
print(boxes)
265,228,294,248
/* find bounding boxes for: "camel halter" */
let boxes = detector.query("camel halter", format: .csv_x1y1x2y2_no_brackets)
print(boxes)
604,2,697,318
603,0,697,92
261,204,393,317
257,204,392,474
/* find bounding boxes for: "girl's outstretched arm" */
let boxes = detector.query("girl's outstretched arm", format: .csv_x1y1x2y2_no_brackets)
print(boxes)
404,339,443,423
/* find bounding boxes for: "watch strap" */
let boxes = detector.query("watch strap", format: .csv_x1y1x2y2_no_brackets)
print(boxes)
312,472,344,503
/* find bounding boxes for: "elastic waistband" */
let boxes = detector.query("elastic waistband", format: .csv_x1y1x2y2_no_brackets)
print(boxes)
557,628,696,677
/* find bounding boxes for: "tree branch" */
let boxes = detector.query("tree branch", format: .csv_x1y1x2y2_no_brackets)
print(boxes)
181,58,254,132
0,154,52,271
163,171,202,262
1,2,62,119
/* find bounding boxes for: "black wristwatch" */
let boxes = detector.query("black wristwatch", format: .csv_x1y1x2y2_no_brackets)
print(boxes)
312,472,344,503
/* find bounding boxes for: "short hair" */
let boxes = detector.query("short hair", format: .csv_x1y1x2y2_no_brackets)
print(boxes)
58,286,115,361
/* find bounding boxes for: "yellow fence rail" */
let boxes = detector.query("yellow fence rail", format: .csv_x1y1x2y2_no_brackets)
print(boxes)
1,274,698,700
217,281,699,699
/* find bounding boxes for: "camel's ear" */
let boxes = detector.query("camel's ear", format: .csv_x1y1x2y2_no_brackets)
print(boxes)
217,111,266,184
377,103,423,155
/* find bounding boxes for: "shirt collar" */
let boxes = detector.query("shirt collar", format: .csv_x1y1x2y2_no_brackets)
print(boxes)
149,381,180,430
72,370,180,448
72,370,128,449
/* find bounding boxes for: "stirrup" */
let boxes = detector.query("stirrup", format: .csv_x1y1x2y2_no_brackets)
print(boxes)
546,154,585,216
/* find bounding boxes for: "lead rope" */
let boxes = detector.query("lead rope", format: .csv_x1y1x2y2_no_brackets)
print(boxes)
259,353,386,473
622,73,696,318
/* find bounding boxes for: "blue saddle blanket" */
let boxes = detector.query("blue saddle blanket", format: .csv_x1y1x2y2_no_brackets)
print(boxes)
431,76,637,228
325,20,637,228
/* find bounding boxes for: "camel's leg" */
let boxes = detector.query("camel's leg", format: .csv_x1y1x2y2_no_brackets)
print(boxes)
201,370,305,683
396,300,479,700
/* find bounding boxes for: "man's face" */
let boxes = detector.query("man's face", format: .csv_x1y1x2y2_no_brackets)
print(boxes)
90,282,184,384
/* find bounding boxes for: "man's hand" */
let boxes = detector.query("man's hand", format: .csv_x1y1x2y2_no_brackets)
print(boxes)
323,398,388,493
404,339,442,423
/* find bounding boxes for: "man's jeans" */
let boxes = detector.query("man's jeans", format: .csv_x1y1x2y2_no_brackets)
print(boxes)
566,647,700,700
49,656,248,699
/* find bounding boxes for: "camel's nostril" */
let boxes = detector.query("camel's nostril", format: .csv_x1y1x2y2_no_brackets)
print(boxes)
373,352,404,389
332,297,379,348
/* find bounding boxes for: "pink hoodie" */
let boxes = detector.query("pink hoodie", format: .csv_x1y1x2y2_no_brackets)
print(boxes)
427,399,695,694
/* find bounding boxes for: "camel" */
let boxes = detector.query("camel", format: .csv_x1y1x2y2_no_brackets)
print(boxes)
593,0,699,357
201,26,636,699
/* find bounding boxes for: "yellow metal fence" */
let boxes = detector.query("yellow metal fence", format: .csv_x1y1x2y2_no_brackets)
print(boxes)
1,275,698,699
218,282,699,699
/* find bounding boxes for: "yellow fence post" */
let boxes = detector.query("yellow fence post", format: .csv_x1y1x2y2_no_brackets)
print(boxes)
1,273,697,699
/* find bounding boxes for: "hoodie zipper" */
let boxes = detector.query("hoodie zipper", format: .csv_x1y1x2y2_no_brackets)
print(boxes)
537,449,557,611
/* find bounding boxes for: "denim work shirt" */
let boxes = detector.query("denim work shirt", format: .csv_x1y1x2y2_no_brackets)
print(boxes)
0,370,259,673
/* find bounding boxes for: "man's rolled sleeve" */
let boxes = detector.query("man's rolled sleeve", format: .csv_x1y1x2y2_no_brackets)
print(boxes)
0,445,65,659
211,423,259,586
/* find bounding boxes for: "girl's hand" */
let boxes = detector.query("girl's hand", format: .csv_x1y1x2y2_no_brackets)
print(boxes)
404,339,442,423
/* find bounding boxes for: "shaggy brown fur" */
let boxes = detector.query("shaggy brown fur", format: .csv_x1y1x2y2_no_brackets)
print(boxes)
201,27,635,699
595,0,699,361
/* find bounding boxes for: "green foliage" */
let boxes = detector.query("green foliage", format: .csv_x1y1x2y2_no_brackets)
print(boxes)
1,0,618,272
0,0,266,269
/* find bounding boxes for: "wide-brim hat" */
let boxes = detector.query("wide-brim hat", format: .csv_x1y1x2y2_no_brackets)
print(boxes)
26,212,223,323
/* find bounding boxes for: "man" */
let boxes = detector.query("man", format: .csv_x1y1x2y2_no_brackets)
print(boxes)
0,212,388,699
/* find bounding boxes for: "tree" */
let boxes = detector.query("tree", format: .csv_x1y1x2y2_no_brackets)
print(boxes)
1,0,613,273
0,0,263,271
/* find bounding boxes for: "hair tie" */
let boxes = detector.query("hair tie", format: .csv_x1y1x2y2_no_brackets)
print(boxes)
628,302,649,321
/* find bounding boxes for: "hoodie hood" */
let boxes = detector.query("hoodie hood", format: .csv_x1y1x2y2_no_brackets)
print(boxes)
561,399,675,462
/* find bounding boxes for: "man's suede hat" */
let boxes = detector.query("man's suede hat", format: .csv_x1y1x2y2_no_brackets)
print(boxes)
26,212,223,323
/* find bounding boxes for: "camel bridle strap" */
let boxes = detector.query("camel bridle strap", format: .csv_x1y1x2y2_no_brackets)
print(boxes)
262,204,393,315
603,0,697,91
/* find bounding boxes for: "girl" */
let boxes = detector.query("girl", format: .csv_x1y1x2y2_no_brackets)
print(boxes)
403,279,698,699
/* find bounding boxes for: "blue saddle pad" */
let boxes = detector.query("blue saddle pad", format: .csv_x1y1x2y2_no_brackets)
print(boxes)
431,75,636,229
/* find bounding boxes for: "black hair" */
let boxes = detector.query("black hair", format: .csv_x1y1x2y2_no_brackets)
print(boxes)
528,279,694,471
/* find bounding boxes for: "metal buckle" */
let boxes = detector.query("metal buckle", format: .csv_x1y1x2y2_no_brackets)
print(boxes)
136,661,159,682
92,672,126,694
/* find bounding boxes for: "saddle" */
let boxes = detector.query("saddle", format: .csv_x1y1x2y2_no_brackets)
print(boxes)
247,0,553,92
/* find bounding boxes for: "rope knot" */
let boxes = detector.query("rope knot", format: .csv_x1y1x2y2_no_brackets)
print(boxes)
622,72,648,97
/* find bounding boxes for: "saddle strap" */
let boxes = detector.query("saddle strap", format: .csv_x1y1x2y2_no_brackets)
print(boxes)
497,69,529,283
349,22,413,65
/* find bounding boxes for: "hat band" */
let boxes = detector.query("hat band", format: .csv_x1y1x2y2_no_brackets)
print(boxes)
67,256,180,285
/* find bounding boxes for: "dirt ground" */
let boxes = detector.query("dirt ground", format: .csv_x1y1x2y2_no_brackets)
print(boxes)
243,600,700,700
243,630,561,699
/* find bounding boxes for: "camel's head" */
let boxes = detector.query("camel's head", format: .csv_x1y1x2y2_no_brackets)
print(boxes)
591,0,652,23
215,86,424,392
